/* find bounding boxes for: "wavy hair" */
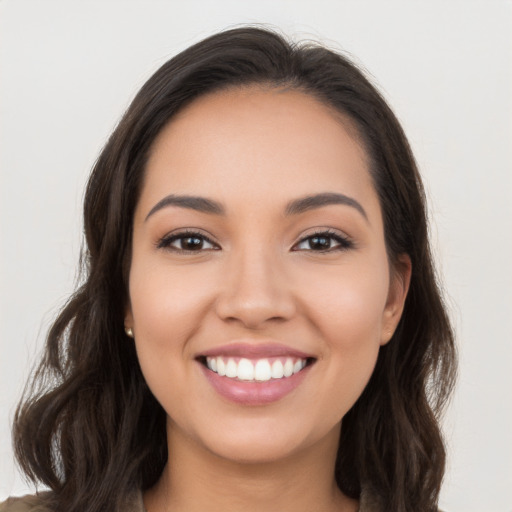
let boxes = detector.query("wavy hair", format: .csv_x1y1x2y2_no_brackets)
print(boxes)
13,26,456,512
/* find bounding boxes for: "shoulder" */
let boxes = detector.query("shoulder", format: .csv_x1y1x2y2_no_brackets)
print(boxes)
0,492,53,512
0,489,144,512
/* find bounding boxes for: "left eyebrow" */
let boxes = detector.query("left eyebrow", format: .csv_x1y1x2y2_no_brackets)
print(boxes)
145,194,226,221
284,192,368,222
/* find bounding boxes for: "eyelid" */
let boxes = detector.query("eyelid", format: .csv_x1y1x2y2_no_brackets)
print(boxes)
155,227,354,254
291,228,354,252
156,229,221,253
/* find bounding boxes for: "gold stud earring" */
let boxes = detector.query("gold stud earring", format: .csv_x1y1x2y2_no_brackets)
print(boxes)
125,327,134,338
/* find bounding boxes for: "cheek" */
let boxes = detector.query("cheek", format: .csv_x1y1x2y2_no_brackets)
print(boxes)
128,264,212,394
129,263,212,340
298,264,388,410
302,263,389,347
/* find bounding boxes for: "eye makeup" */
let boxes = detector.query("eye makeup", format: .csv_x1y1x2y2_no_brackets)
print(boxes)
291,228,354,253
156,227,354,255
156,229,220,253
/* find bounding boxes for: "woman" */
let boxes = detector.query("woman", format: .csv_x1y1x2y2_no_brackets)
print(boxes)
1,26,456,512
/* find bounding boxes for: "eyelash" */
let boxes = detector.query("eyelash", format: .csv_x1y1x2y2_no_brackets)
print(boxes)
156,230,219,253
292,229,353,253
156,229,354,254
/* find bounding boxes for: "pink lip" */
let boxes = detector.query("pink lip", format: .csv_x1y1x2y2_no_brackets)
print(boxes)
198,342,314,360
199,363,313,405
196,342,315,406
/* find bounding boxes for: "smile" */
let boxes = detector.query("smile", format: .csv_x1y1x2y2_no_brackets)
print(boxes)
197,343,316,405
205,356,309,382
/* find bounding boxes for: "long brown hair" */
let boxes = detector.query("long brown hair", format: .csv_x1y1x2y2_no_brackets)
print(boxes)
13,26,457,512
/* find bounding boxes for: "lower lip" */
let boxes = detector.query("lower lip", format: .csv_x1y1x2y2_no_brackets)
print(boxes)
199,363,312,405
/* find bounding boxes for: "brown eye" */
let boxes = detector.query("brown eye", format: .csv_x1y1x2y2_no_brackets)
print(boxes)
306,235,333,250
174,235,208,251
157,231,219,253
293,231,353,252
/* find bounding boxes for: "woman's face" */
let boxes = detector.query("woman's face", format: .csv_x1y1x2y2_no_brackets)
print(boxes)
126,87,410,463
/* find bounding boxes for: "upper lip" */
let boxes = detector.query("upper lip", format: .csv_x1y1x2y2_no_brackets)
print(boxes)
197,341,315,360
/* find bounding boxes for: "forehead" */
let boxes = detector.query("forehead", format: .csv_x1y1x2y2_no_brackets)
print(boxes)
140,86,379,219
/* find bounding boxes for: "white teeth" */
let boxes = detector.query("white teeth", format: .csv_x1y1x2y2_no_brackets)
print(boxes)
205,356,309,381
225,358,237,378
217,357,226,376
254,359,272,381
206,357,217,372
283,358,294,377
237,358,255,381
271,360,284,379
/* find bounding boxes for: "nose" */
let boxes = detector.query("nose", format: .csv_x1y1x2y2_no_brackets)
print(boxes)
214,247,296,330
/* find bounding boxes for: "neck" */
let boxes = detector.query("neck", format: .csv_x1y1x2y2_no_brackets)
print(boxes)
144,421,358,512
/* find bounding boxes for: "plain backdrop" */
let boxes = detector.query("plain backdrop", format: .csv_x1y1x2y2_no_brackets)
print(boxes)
1,1,511,511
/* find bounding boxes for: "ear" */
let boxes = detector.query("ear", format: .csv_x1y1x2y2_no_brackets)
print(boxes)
380,253,412,346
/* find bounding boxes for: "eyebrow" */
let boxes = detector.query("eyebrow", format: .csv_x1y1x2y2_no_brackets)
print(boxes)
145,192,368,222
145,195,225,220
284,192,368,221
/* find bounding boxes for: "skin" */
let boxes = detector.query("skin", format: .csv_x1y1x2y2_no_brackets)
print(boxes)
125,86,411,512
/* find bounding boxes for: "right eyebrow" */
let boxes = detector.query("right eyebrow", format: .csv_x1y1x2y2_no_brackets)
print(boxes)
145,194,226,221
284,192,369,222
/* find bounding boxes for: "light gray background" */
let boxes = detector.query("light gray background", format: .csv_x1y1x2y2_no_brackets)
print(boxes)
1,1,511,511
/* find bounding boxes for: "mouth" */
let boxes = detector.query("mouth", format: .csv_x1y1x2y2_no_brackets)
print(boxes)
195,342,316,405
197,355,316,382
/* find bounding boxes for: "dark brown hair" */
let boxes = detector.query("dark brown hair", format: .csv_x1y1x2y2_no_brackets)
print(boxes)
13,26,456,512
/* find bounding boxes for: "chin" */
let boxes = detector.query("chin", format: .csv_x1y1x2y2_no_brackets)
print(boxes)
208,438,304,465
193,416,338,466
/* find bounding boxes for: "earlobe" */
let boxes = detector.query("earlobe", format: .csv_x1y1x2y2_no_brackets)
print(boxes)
381,254,412,345
124,306,134,337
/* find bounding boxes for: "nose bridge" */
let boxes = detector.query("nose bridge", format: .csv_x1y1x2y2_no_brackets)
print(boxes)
215,240,295,328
